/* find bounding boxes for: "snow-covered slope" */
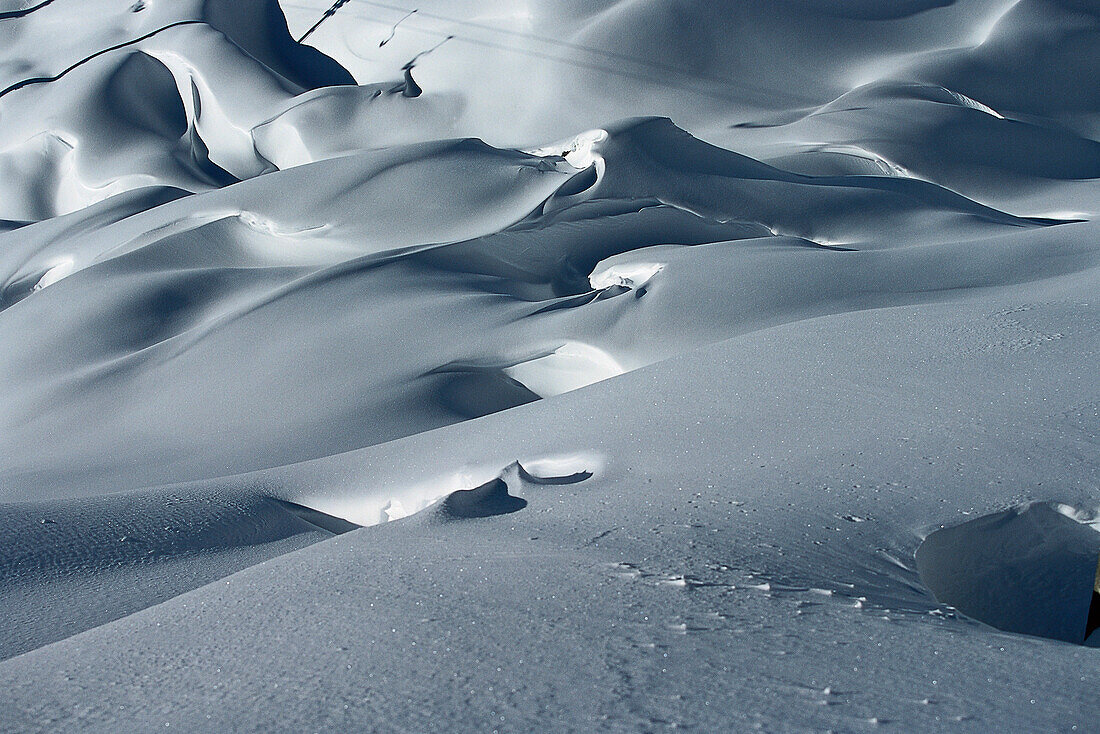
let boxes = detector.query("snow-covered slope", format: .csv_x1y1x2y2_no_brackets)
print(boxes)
1,0,1098,730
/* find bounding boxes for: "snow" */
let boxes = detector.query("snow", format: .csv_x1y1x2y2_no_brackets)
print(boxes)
503,342,625,398
917,502,1100,645
1,0,1099,730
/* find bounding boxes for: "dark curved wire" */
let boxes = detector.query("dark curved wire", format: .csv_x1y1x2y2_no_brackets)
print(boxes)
355,1,784,100
0,20,204,99
0,0,58,21
379,7,415,47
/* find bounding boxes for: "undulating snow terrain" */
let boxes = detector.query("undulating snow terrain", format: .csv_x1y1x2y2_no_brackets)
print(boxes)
2,0,1099,730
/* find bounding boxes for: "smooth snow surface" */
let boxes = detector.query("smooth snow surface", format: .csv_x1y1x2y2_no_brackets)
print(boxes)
1,0,1099,731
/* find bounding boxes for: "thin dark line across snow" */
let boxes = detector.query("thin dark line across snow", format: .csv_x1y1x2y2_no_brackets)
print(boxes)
0,0,57,21
283,0,792,106
297,0,354,43
0,20,205,99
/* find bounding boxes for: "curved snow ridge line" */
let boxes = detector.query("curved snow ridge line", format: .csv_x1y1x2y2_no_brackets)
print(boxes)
1,133,576,338
5,201,500,373
1,209,242,307
425,342,629,419
429,197,774,299
235,210,329,237
38,146,578,367
733,80,1010,130
0,134,554,299
0,20,208,100
589,261,664,291
30,257,74,291
25,197,338,295
940,87,1005,119
805,144,915,178
247,78,432,170
306,455,600,527
0,186,193,309
429,461,593,521
0,127,198,226
22,196,1095,423
53,210,543,379
502,343,626,398
144,47,272,181
600,117,1056,231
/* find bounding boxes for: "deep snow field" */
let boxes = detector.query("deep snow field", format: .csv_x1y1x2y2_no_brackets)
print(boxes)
1,0,1100,731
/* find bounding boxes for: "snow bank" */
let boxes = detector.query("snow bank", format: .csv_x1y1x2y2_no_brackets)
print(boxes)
2,0,1100,729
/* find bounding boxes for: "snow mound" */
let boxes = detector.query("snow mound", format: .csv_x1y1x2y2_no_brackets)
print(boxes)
916,503,1100,645
433,478,528,520
430,460,591,521
2,0,1100,729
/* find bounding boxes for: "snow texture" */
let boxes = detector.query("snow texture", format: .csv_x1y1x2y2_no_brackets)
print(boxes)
1,0,1099,731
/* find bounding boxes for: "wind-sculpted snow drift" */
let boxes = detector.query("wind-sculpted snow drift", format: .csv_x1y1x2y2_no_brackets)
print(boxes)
1,0,1099,731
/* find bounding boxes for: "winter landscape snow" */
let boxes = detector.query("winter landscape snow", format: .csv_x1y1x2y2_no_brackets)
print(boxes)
1,0,1099,730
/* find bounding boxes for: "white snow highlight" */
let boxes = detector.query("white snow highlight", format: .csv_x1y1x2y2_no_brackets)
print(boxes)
504,342,626,398
589,261,664,291
1,0,1100,730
